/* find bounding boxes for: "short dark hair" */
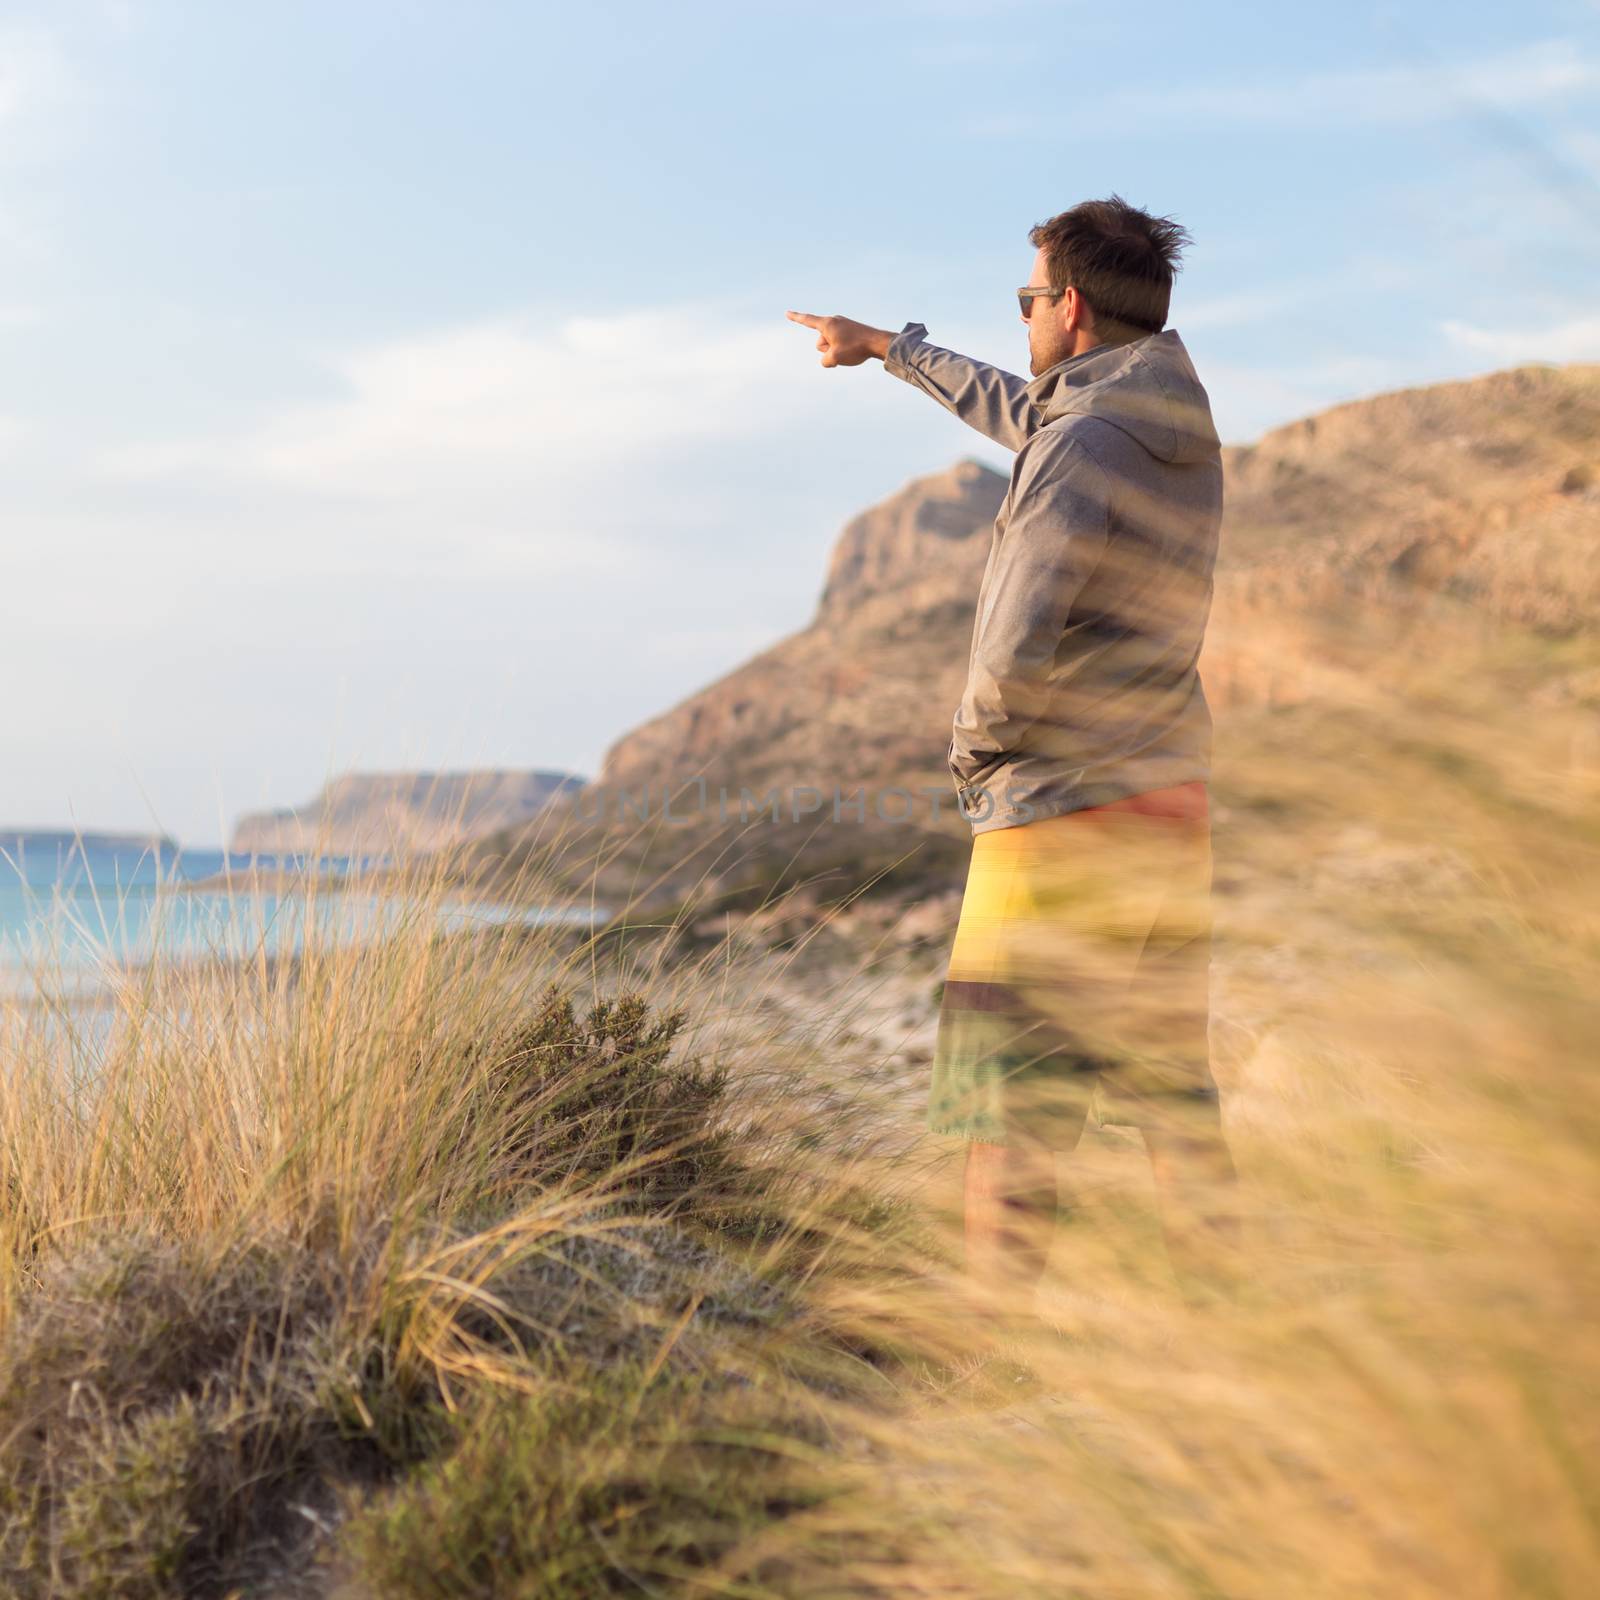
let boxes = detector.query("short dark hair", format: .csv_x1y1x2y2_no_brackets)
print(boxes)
1029,195,1191,336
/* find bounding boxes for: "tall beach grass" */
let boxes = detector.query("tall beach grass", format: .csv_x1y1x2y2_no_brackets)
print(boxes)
0,603,1596,1597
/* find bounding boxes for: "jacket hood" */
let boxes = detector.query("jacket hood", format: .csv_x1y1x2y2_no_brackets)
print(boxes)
1023,327,1219,465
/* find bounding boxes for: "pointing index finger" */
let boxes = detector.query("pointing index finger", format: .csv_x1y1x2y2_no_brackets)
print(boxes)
785,310,822,328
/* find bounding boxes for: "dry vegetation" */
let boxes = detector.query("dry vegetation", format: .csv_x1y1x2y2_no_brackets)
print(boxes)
1,591,1597,1597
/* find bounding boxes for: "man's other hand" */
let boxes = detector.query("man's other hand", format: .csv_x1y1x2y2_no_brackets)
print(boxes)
785,311,893,368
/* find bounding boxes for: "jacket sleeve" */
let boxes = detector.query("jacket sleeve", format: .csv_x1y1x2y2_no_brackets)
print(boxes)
950,432,1111,791
883,322,1040,453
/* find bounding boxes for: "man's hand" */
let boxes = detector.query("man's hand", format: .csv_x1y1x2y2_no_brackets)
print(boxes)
785,311,893,368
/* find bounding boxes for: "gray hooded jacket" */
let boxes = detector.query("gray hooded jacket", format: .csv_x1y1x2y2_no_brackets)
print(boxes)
883,321,1223,833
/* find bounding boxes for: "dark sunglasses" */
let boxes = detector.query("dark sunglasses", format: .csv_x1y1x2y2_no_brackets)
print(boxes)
1017,285,1064,319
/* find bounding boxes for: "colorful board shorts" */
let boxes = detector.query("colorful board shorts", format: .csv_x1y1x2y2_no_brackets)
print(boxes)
927,781,1220,1149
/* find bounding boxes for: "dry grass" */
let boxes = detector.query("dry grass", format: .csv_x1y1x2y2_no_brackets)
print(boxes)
781,603,1600,1600
1,600,1597,1597
0,841,915,1597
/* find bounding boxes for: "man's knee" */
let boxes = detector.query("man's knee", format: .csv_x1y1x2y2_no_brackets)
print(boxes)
965,1137,1057,1203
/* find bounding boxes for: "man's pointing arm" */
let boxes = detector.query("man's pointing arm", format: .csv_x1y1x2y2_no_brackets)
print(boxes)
786,310,1039,453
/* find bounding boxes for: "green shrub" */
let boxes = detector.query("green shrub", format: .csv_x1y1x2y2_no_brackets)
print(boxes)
342,1364,842,1599
477,986,737,1217
0,980,873,1598
0,1234,379,1598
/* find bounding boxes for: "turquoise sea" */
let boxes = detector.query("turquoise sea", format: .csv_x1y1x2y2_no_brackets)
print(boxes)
0,833,599,987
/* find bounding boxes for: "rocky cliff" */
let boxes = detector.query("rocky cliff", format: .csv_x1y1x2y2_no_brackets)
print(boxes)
1203,360,1600,706
595,362,1600,802
596,457,1005,808
481,358,1599,918
231,769,585,856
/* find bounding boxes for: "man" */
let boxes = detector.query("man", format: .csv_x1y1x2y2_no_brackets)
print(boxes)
786,195,1237,1296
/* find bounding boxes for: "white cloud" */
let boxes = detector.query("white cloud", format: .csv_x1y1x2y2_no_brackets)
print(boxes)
99,299,861,501
0,22,68,132
1440,315,1600,365
6,292,983,842
87,296,948,588
967,37,1600,133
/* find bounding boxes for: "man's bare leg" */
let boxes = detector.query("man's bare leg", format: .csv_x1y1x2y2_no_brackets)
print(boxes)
963,1138,1060,1296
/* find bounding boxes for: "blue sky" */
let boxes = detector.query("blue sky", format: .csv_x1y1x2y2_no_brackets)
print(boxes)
3,0,1597,845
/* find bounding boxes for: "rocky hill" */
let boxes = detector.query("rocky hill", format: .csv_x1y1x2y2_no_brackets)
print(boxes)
231,769,584,856
1204,360,1600,705
596,457,1006,806
598,362,1600,790
485,359,1600,916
